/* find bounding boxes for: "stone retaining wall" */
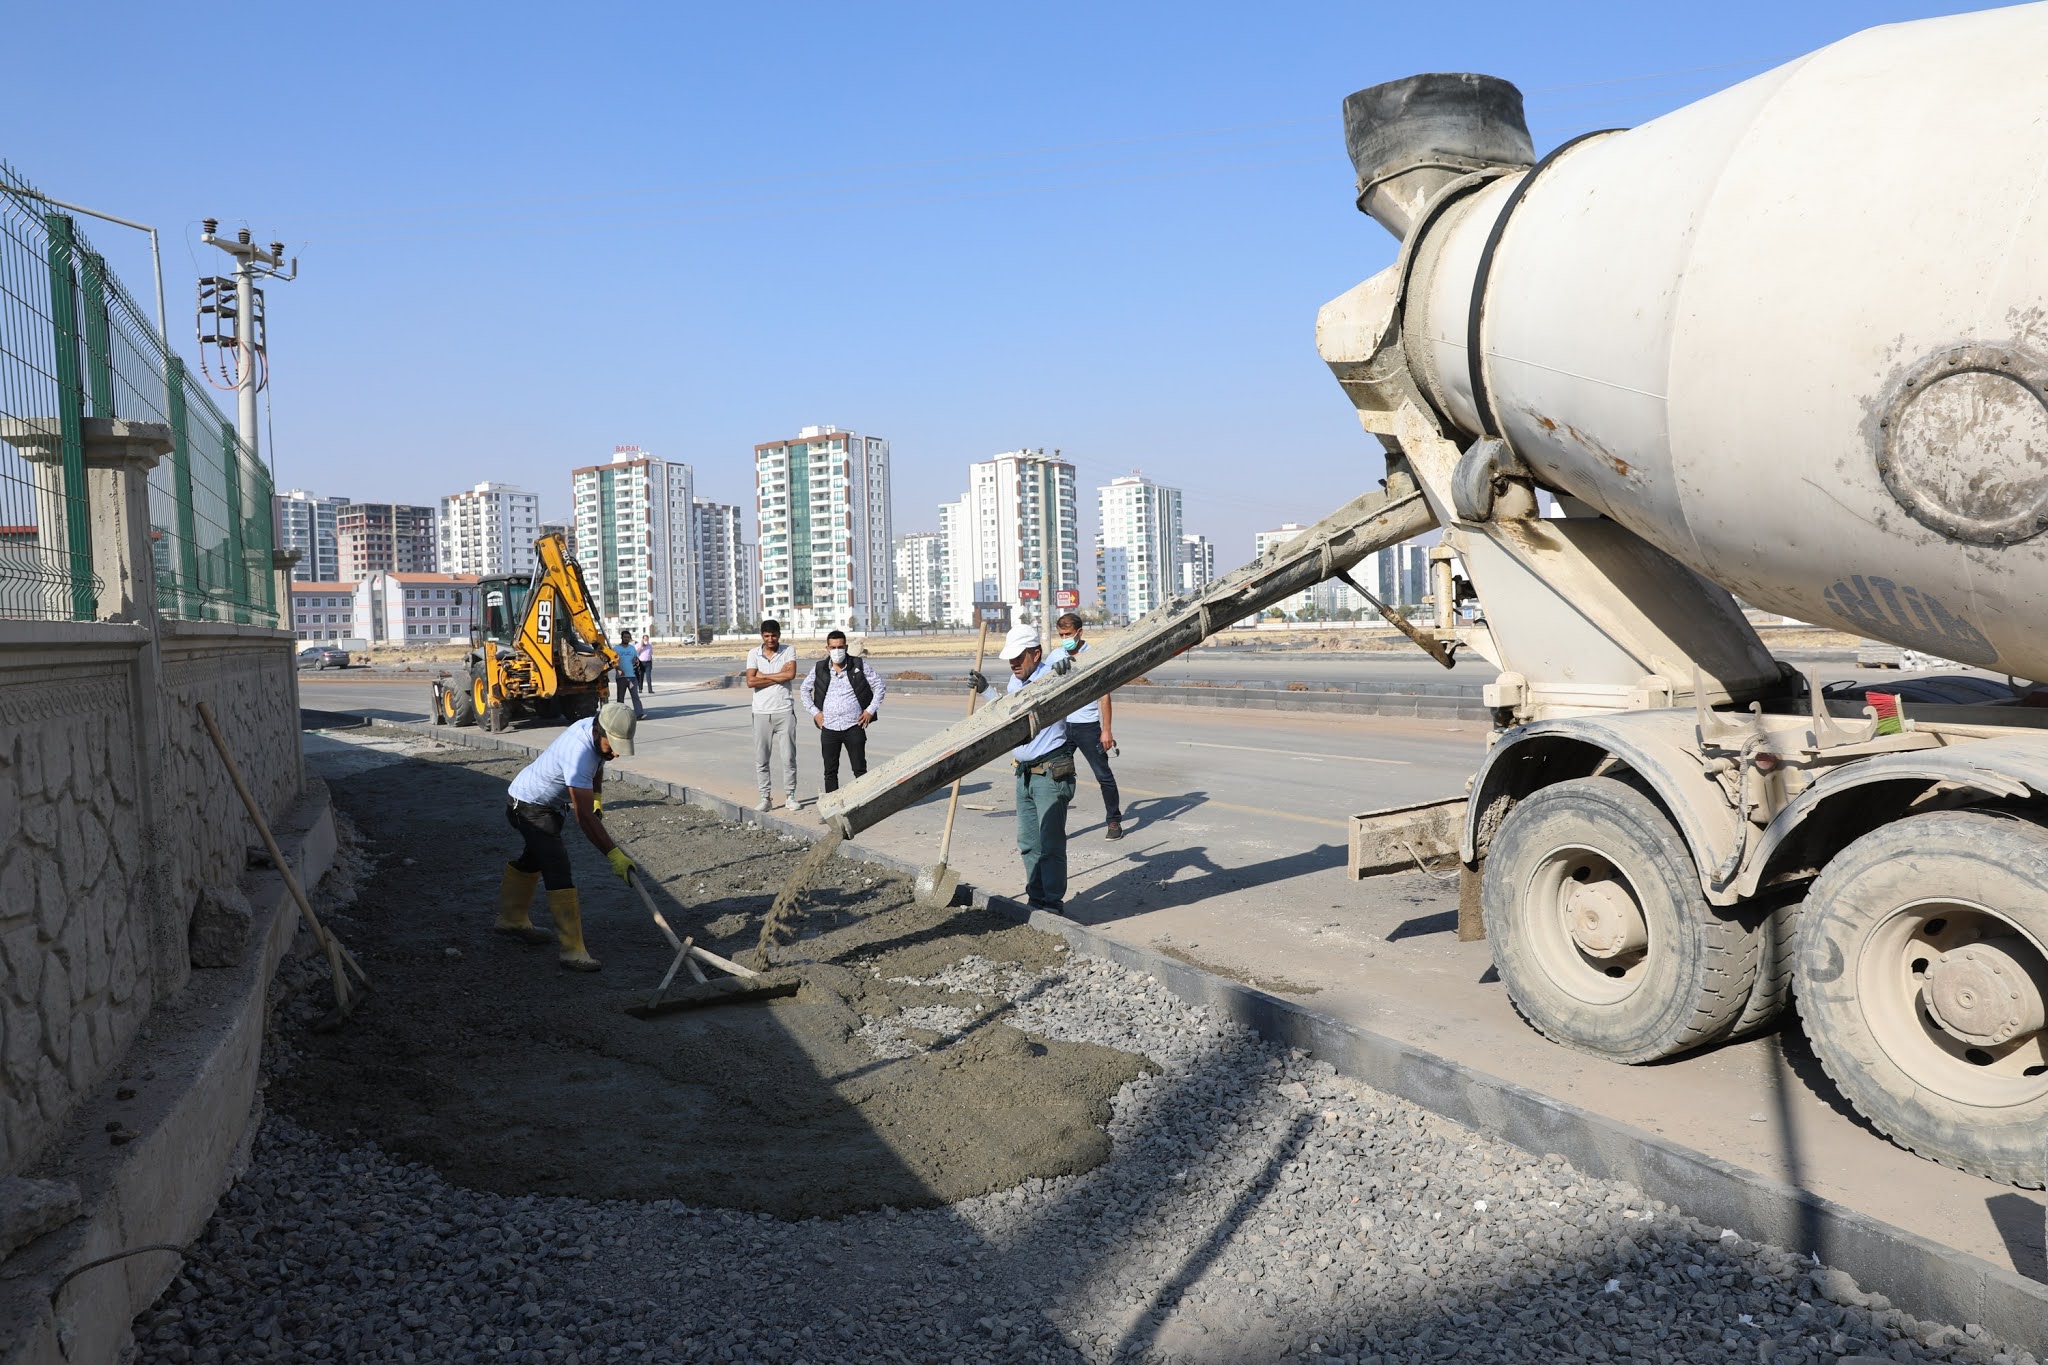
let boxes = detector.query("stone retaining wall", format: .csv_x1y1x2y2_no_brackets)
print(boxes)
0,618,298,1179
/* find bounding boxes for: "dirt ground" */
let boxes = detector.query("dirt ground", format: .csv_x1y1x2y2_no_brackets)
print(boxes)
281,727,1150,1218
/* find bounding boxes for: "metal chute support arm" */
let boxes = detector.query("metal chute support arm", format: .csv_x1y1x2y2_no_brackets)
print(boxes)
817,479,1439,839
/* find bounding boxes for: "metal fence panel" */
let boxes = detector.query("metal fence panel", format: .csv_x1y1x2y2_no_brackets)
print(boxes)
0,161,275,626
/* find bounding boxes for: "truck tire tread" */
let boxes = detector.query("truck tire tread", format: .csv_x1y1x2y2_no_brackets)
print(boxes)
1793,810,2048,1188
1484,776,1761,1064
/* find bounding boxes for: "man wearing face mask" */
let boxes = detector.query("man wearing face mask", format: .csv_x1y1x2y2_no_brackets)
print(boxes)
802,629,886,794
1054,612,1122,840
968,623,1078,912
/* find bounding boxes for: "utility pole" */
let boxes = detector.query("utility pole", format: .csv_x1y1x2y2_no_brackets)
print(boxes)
199,220,295,466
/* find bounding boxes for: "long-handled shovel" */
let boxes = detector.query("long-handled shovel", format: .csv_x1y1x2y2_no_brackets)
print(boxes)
913,621,989,909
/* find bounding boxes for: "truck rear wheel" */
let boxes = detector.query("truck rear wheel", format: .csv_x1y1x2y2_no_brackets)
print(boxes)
1482,777,1761,1063
1794,811,2048,1187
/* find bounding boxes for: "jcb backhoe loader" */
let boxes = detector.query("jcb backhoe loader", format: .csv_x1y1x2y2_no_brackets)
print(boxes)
432,532,617,732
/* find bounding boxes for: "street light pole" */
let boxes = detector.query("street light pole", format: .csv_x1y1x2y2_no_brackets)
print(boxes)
6,188,167,346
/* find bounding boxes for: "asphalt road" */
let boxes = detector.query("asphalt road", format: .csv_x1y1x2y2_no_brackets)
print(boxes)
316,639,1970,703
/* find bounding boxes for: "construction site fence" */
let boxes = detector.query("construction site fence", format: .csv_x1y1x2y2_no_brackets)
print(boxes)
0,161,276,627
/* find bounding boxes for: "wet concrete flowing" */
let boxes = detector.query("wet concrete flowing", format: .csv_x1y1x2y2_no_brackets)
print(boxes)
751,827,845,965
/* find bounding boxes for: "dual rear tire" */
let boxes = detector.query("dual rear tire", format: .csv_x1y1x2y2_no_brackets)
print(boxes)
1484,778,2048,1185
1794,812,2048,1187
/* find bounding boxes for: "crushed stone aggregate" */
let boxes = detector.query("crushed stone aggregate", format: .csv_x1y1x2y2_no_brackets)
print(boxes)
137,949,2038,1364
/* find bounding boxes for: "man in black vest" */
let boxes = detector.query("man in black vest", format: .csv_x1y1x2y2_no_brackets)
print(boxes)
801,630,887,794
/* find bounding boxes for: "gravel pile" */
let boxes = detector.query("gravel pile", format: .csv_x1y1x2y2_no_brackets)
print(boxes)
135,944,2035,1364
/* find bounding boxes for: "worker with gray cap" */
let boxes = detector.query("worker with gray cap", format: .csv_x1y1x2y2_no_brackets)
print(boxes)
495,701,639,972
968,623,1079,912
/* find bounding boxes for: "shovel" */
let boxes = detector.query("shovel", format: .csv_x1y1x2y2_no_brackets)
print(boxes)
913,620,989,909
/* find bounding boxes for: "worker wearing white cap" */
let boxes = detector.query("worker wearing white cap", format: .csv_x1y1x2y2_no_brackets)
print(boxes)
968,623,1079,912
496,701,639,971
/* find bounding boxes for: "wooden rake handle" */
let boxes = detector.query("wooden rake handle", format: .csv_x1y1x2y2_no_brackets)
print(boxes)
198,702,369,1021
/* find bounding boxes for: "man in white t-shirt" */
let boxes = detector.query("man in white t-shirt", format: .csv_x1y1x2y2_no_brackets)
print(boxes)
745,618,800,811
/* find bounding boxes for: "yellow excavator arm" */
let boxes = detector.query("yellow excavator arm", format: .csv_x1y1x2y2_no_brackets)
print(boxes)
464,533,620,729
510,533,617,693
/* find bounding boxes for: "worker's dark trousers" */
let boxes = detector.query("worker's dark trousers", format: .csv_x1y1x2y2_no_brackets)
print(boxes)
1015,756,1076,907
506,800,575,890
614,672,645,717
819,724,868,792
640,659,654,692
1065,721,1122,823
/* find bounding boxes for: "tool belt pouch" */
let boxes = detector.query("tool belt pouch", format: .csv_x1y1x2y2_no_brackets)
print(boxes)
512,800,565,835
1043,750,1077,783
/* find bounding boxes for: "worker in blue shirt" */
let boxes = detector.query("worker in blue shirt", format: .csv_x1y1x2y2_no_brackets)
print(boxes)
969,624,1078,912
498,702,639,971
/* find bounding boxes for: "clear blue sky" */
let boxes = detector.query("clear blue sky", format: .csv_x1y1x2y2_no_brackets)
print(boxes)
9,0,1991,580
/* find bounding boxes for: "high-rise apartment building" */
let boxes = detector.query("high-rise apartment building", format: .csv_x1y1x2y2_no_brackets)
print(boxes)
892,531,946,626
937,449,1079,628
439,481,541,577
571,447,699,638
1178,533,1216,595
937,495,983,628
1254,522,1325,619
1095,474,1183,624
754,425,892,634
538,519,575,563
336,502,437,580
1377,542,1429,608
274,489,347,583
692,497,755,633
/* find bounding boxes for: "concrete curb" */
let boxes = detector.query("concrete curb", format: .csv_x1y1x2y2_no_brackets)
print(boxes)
2,781,339,1365
381,719,2047,1354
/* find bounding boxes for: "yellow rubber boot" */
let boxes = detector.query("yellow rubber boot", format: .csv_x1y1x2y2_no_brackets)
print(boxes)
548,888,602,972
494,864,552,944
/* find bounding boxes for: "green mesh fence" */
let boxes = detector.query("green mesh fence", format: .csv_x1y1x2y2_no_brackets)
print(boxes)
0,161,276,626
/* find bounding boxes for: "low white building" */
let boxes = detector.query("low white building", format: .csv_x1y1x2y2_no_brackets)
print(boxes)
289,581,362,642
290,574,479,645
362,572,481,645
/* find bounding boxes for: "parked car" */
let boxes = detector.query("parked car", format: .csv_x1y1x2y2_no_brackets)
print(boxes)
297,646,350,670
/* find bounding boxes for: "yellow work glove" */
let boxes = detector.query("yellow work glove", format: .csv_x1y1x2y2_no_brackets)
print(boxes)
592,792,603,814
606,848,634,883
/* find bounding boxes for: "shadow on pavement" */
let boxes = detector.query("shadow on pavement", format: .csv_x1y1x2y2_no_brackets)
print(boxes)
1986,1192,2047,1283
1064,840,1347,929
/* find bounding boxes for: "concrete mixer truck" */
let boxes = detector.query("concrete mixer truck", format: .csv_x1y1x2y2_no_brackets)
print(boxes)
820,5,2048,1187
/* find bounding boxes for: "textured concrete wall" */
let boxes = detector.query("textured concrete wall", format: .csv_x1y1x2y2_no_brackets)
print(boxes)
0,627,152,1179
0,620,298,1179
157,622,303,970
